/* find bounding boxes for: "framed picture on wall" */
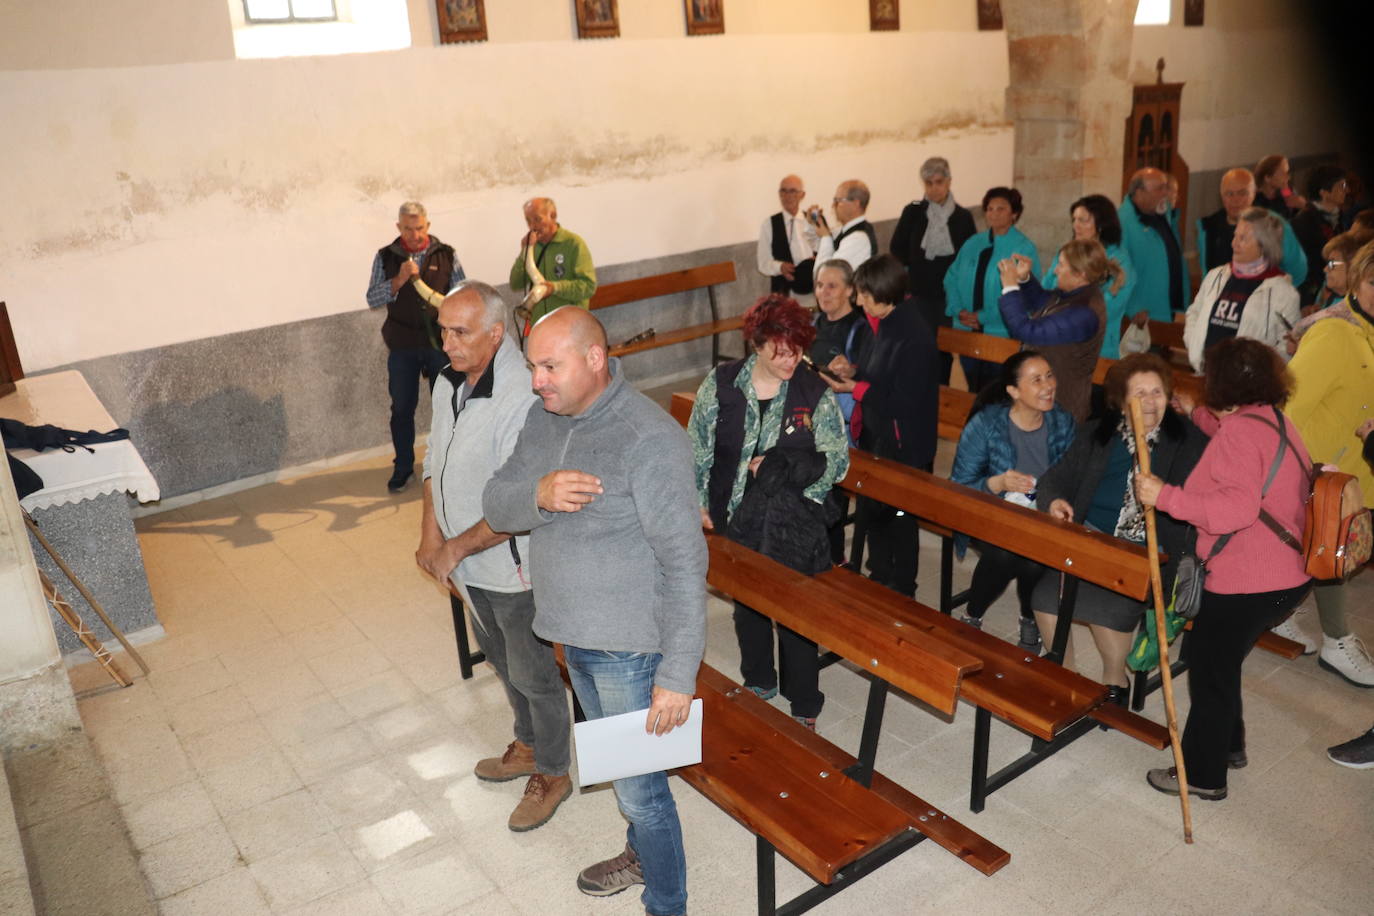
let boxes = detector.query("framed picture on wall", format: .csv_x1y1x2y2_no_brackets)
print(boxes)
870,0,899,31
685,0,724,36
576,0,620,39
437,0,487,43
1184,0,1204,27
976,0,1003,31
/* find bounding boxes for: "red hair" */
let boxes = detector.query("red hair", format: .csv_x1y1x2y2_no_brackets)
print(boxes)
743,294,816,354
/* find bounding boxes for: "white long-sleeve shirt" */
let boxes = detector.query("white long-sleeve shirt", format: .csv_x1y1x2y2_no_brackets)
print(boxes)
756,211,819,277
812,216,875,282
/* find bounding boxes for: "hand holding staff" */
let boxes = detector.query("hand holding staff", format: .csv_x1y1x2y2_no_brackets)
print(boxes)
1127,395,1194,843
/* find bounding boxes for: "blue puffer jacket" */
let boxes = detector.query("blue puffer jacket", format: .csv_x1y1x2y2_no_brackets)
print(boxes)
949,402,1076,557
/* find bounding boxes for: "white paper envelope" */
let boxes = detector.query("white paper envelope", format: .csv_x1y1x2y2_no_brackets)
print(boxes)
574,698,703,787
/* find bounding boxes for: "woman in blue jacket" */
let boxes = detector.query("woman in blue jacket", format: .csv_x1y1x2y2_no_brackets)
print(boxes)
949,350,1075,652
944,187,1041,393
1042,194,1137,358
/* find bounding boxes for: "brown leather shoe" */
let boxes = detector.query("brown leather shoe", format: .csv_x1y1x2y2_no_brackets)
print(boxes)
508,772,572,832
474,740,536,782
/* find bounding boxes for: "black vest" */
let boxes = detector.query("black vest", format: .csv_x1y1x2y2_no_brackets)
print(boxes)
378,238,456,350
769,212,815,295
1199,209,1236,274
833,220,877,263
706,359,828,531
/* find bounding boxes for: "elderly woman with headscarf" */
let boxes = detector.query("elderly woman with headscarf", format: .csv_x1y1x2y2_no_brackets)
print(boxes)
1183,206,1301,372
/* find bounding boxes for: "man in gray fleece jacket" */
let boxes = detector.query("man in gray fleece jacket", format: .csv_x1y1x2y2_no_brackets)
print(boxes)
483,307,705,916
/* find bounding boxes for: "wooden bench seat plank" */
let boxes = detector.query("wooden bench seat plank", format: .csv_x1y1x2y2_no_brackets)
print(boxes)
610,316,744,357
706,535,982,715
813,567,1109,739
681,666,914,884
1087,701,1169,748
589,262,736,310
838,448,1152,600
938,386,975,443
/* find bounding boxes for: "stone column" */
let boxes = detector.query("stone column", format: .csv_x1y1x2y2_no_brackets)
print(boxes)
0,452,79,752
1001,0,1138,264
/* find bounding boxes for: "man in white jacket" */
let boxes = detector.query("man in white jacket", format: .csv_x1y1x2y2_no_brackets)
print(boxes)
416,280,572,832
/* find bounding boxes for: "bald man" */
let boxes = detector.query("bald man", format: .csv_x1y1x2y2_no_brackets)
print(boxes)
757,174,818,295
482,307,706,915
509,197,597,324
808,179,877,283
1118,167,1187,321
1196,168,1308,286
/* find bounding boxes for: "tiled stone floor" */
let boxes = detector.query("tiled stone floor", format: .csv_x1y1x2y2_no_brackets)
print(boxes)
66,438,1374,915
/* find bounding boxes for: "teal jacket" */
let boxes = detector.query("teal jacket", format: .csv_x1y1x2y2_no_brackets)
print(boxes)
1194,214,1308,288
1042,241,1137,358
1117,198,1188,321
944,227,1041,339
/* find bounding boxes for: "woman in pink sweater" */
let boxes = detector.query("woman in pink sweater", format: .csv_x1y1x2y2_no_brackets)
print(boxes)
1135,337,1312,799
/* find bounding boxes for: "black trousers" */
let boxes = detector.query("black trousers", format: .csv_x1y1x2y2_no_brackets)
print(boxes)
966,541,1045,621
1179,581,1310,789
733,601,824,719
861,501,919,598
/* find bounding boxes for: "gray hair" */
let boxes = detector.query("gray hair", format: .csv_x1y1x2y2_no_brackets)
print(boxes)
449,280,507,332
815,258,854,287
842,180,871,211
1238,206,1286,265
919,157,951,182
397,200,427,220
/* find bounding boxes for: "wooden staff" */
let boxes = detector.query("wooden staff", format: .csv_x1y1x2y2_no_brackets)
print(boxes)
1128,396,1193,843
38,569,129,688
23,511,150,676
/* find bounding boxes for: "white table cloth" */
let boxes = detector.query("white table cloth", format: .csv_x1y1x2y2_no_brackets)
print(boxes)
1,371,159,512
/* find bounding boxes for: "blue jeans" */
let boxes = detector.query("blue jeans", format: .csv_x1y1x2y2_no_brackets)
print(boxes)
564,647,687,916
387,346,449,471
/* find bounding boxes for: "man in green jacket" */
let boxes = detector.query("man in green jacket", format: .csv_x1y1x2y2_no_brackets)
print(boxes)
510,198,597,325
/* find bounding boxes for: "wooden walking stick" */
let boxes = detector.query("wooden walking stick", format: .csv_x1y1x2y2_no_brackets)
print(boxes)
38,568,130,688
23,511,150,676
1128,396,1194,843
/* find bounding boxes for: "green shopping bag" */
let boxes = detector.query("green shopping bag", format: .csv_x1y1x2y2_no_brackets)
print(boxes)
1127,602,1189,672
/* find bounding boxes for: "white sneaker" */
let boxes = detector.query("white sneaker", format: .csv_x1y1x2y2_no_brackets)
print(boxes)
1271,615,1318,655
1319,634,1374,688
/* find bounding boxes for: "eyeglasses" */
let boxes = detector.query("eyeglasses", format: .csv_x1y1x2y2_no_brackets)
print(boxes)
1325,260,1346,270
833,197,850,205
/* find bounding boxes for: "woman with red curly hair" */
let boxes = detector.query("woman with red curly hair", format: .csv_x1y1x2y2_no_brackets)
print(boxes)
686,294,850,729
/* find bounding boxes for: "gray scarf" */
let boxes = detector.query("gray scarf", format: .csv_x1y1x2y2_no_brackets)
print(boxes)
1114,414,1161,542
921,196,957,260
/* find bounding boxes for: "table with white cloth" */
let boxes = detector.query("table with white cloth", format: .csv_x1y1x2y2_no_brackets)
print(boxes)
2,371,162,654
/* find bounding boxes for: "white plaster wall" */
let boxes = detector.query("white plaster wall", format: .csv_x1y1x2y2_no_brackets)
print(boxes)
1128,0,1343,174
0,32,1012,370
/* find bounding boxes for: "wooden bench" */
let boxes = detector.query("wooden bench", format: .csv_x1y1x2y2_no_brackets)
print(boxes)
671,393,1170,810
681,663,1007,914
587,261,742,362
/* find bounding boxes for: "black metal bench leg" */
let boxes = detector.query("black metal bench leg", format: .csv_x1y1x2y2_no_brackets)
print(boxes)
757,835,776,916
1045,574,1080,666
449,592,486,680
970,705,992,813
850,677,889,788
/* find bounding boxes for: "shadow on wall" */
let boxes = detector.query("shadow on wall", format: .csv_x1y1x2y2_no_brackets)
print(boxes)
132,388,289,497
137,465,419,549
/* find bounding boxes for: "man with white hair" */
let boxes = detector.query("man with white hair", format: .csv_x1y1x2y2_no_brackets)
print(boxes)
1118,167,1187,322
366,200,467,492
416,280,572,833
757,174,818,295
809,179,877,283
1195,167,1307,286
509,197,597,325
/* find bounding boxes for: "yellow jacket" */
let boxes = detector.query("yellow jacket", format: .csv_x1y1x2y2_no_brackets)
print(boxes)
1286,303,1374,507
